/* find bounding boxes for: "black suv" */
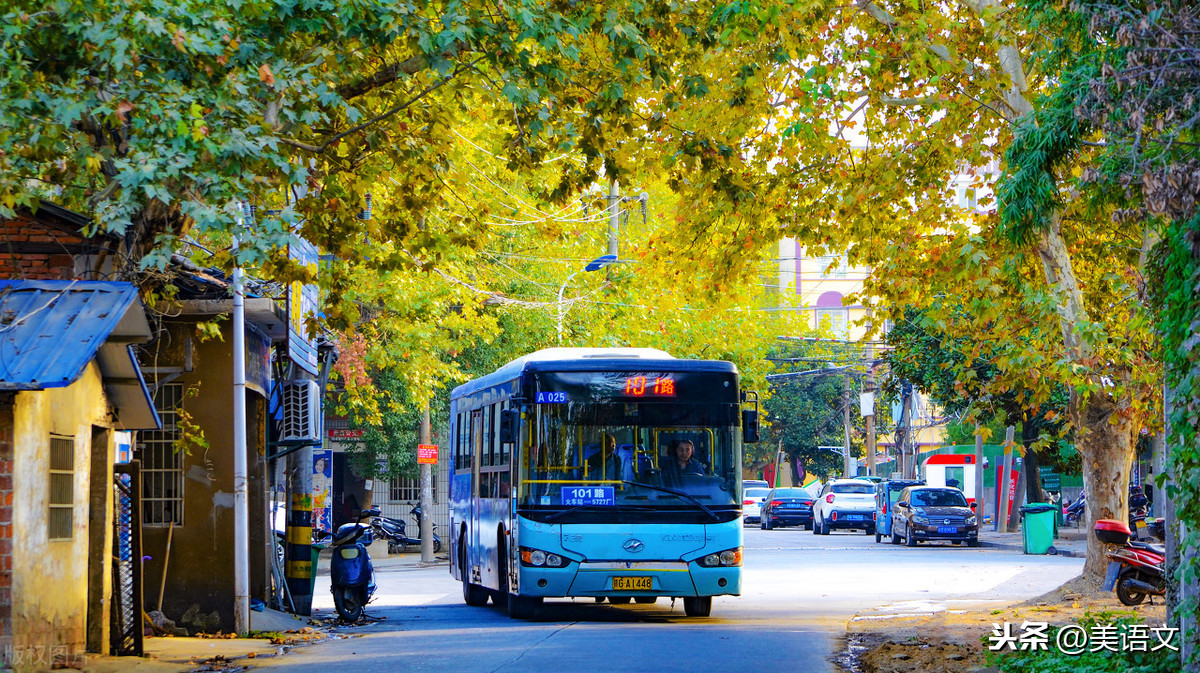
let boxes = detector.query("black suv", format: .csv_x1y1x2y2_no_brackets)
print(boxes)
892,486,979,547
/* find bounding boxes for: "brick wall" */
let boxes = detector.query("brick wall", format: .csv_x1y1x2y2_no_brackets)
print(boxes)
0,392,14,645
0,210,114,281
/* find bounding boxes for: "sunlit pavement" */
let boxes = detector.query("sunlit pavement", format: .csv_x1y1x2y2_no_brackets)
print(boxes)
253,526,1082,672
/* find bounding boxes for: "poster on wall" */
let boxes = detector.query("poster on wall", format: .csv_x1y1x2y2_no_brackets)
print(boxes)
313,450,333,534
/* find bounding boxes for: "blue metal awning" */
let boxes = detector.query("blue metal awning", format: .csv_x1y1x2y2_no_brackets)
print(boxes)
0,280,161,430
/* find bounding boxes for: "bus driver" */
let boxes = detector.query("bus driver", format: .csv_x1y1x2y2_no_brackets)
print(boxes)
664,439,706,485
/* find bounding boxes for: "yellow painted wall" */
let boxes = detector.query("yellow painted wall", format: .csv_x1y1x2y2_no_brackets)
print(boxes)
11,362,113,666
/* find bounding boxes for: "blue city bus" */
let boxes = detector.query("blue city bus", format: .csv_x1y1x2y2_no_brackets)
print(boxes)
448,347,759,618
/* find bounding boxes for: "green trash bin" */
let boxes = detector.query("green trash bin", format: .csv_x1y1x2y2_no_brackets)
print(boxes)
310,543,326,595
1020,503,1057,554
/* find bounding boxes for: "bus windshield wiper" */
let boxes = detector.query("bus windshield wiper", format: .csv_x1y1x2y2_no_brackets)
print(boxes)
545,503,617,523
621,481,719,522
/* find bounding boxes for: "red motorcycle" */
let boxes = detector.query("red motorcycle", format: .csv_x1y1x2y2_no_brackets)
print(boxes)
1095,519,1166,606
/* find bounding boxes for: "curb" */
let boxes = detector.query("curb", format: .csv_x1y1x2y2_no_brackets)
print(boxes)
979,539,1080,557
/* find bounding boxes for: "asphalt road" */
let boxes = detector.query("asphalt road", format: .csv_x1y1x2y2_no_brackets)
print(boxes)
252,525,1083,672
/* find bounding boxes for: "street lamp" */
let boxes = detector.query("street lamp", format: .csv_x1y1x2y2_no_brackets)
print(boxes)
557,254,617,343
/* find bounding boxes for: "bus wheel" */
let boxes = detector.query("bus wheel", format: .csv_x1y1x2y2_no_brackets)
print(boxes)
683,596,712,617
461,541,488,607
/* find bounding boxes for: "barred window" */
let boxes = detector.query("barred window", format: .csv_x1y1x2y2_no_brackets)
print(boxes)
815,307,849,338
389,475,436,503
816,255,847,278
141,384,185,526
48,435,74,540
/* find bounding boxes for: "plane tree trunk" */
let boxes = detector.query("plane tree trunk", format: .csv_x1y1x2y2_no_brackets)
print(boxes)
1072,389,1137,579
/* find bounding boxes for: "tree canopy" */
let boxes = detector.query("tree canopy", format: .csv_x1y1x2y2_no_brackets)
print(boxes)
0,0,774,276
4,1,1195,648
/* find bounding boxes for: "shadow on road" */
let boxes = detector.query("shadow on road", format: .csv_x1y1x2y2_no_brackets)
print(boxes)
346,599,703,631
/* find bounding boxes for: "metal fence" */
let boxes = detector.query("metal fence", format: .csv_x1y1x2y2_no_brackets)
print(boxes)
111,463,143,657
379,457,450,544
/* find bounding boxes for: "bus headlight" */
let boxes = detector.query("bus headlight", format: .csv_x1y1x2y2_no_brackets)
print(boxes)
520,547,567,567
698,547,742,567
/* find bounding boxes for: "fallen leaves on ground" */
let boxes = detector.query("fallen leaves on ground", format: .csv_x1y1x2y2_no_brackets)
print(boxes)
835,574,1168,673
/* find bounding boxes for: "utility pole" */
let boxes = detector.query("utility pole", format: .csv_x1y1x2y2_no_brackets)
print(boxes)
997,425,1015,533
863,360,876,477
863,311,876,477
773,440,784,489
607,180,620,257
232,230,249,635
606,180,620,281
842,372,853,477
898,382,911,479
285,445,313,614
974,424,985,519
419,403,433,563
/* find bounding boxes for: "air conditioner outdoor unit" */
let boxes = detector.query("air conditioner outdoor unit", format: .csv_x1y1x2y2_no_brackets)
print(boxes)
279,379,321,443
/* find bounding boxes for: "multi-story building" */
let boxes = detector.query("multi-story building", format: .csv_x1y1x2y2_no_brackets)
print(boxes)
773,238,946,477
775,239,873,341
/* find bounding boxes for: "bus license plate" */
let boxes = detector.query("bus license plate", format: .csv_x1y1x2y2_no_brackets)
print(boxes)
937,526,958,534
612,576,652,591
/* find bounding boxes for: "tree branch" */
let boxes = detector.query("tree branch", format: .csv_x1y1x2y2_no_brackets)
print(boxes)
281,56,485,154
336,51,438,101
856,0,897,28
402,248,560,308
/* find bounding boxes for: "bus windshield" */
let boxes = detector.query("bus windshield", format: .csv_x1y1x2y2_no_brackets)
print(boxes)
517,400,740,524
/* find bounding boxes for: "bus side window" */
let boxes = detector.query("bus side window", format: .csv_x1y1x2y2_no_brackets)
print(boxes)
482,405,492,467
455,412,465,473
463,411,471,471
499,400,510,467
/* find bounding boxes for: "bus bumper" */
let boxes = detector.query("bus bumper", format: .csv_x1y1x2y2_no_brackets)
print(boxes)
522,561,741,598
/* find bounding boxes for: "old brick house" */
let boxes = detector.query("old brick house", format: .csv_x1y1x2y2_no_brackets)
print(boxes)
0,203,122,281
0,204,160,669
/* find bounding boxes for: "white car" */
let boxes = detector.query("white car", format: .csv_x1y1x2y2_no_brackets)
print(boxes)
812,479,877,535
742,487,771,524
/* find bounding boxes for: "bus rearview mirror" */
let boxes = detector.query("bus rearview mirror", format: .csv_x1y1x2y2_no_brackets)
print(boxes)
742,409,760,443
500,409,520,445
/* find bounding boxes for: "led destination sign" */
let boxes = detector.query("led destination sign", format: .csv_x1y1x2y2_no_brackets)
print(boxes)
530,370,737,406
623,376,675,397
535,377,676,404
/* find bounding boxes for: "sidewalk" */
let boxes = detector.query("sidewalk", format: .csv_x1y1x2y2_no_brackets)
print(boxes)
81,609,325,673
977,521,1089,557
84,636,285,673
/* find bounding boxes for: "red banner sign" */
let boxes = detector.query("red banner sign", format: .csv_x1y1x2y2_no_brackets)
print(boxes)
328,429,363,439
417,444,438,464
